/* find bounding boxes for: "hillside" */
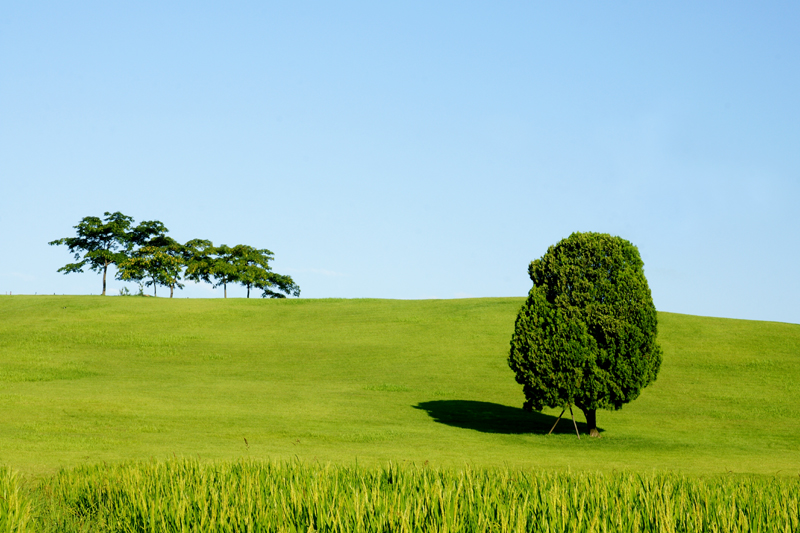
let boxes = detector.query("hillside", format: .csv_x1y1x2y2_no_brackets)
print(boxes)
0,296,798,475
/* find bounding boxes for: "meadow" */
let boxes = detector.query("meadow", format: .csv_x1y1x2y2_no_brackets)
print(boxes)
0,295,799,530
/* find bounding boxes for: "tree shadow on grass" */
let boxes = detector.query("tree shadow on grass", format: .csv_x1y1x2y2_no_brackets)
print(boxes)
413,400,601,436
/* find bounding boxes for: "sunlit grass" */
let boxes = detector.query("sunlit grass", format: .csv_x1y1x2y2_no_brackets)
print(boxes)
0,295,798,478
0,467,31,533
24,459,800,532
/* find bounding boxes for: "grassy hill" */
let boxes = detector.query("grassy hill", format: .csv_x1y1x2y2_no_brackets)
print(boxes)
1,295,798,476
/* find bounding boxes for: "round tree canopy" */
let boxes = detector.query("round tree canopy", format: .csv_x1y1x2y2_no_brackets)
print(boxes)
508,232,662,435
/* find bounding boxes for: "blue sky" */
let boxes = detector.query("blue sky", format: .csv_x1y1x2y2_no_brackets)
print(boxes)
2,2,798,323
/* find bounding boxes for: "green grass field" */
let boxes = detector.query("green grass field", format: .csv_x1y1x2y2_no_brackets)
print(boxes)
1,295,798,477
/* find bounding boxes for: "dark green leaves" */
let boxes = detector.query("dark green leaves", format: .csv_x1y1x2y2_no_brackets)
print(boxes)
48,212,134,274
509,287,597,411
51,214,299,298
509,232,662,416
117,242,185,297
49,212,135,295
184,243,299,298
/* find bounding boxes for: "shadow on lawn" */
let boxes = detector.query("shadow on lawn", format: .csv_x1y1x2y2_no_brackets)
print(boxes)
413,400,602,436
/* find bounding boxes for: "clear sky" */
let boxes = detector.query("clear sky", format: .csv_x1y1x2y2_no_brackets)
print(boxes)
2,2,798,324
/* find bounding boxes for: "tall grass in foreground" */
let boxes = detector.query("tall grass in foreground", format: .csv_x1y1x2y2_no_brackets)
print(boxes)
0,467,31,533
31,459,800,532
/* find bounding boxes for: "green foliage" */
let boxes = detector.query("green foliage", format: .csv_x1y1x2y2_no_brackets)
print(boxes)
225,244,299,299
184,242,299,298
48,212,134,295
116,220,187,298
509,232,663,429
117,246,184,298
203,244,240,297
128,219,169,247
182,238,215,287
117,227,186,298
28,459,800,532
50,215,299,298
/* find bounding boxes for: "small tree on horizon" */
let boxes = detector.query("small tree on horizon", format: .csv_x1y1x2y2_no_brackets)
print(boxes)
207,245,239,298
182,242,299,298
49,212,134,296
255,270,300,299
182,239,215,290
115,220,186,297
183,242,238,298
508,232,662,437
117,237,185,298
231,245,300,298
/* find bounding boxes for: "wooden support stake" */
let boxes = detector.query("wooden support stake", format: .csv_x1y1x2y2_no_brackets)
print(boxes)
548,409,566,435
569,404,581,439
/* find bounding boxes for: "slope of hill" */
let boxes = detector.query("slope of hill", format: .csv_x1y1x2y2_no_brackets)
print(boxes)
0,295,797,475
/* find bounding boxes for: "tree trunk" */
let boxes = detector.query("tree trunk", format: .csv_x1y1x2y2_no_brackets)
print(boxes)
247,284,250,298
581,407,601,438
170,284,174,298
153,277,157,297
102,263,108,296
224,283,227,298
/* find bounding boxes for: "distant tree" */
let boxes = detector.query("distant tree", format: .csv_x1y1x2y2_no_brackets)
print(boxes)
183,242,299,298
158,237,187,298
208,245,245,298
129,219,169,247
49,212,134,295
508,232,662,437
255,270,300,299
116,220,186,297
117,237,185,298
183,239,216,292
229,245,300,298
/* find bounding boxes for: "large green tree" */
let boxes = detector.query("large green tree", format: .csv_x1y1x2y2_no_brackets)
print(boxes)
49,212,134,295
508,232,662,437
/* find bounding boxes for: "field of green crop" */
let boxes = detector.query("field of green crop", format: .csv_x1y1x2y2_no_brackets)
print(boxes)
1,295,799,530
4,459,795,532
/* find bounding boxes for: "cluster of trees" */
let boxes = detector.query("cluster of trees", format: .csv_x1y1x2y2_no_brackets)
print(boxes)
49,212,299,299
